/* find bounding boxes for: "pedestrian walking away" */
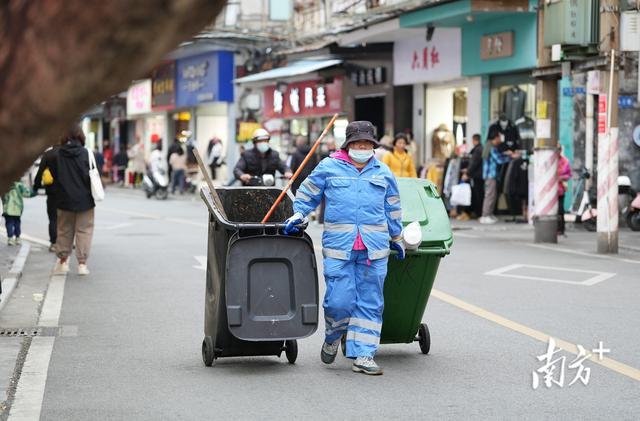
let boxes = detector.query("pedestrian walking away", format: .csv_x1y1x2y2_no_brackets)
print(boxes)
52,125,97,276
283,120,405,376
289,135,318,194
466,133,484,219
169,147,187,194
207,136,223,180
33,144,61,251
2,180,35,246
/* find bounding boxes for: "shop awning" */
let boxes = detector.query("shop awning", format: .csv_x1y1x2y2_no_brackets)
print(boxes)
234,59,342,84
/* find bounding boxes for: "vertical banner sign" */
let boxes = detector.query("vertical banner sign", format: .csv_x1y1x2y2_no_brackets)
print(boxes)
597,95,607,134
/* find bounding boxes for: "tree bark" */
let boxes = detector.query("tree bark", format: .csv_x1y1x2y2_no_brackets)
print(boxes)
0,0,225,194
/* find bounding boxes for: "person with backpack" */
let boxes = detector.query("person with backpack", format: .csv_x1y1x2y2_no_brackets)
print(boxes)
2,180,35,246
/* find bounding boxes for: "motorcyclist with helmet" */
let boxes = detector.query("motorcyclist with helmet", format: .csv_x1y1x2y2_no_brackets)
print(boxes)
234,128,292,185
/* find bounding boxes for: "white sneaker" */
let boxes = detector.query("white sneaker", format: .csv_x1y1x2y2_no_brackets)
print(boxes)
478,216,491,224
15,237,22,245
53,259,69,275
352,356,383,375
7,237,15,246
77,264,90,276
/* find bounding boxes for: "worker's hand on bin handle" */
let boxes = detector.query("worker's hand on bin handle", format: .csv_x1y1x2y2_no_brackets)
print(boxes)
390,238,405,260
283,212,308,235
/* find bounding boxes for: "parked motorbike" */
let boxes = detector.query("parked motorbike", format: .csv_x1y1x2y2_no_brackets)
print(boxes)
623,189,640,231
143,167,169,200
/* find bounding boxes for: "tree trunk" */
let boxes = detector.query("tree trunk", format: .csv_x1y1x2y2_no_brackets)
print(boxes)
0,0,225,194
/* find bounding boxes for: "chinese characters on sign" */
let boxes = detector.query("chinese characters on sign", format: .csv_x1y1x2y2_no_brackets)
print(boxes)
598,95,607,134
126,79,152,115
532,338,611,389
480,32,514,60
568,0,579,41
349,67,387,87
393,29,461,85
263,77,343,120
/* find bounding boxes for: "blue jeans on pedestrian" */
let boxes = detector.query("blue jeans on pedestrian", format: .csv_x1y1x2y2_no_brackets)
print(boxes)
171,169,185,194
4,215,21,238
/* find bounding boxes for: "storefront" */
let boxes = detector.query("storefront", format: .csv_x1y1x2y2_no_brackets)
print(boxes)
394,28,482,165
127,79,167,159
175,51,235,167
262,76,346,153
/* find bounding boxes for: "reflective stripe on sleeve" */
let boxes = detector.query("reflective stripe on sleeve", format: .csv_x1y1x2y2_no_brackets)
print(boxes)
370,248,390,260
295,190,311,202
390,210,402,219
324,222,355,233
323,248,348,259
386,195,400,205
325,317,350,328
349,317,382,333
361,223,387,233
346,330,380,345
302,179,320,195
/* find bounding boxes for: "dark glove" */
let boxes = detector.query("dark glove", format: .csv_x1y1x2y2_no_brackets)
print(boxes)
283,212,308,235
390,239,405,260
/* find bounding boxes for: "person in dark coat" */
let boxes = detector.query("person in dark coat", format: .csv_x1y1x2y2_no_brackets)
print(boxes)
234,128,292,185
289,135,318,194
51,125,96,276
33,145,61,251
465,133,484,218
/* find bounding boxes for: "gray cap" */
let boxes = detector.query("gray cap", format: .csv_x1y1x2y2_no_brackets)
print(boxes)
341,121,380,149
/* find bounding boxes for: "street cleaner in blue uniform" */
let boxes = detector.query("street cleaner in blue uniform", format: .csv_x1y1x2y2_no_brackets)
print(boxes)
283,121,405,375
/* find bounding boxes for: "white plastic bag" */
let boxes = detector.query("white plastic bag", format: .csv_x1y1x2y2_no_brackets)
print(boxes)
450,183,471,207
87,149,105,202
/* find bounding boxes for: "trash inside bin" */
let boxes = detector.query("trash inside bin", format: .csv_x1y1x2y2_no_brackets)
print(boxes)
199,186,319,366
381,179,453,355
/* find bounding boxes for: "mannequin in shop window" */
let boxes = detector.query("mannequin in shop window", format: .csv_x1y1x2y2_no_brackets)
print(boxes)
431,124,455,160
515,113,535,153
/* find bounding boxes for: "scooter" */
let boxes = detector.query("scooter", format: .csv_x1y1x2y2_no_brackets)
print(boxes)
569,168,597,232
143,167,169,200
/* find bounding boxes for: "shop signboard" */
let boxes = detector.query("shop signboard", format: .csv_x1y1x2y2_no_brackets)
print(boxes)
152,61,176,110
263,77,343,120
237,121,263,142
350,67,387,87
480,32,514,60
176,51,234,108
393,28,461,86
598,95,607,134
126,79,152,116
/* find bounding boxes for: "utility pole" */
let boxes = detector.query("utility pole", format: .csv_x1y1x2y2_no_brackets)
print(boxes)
597,0,620,253
533,0,559,243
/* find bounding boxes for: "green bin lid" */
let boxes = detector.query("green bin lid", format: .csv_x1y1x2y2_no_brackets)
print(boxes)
396,178,453,252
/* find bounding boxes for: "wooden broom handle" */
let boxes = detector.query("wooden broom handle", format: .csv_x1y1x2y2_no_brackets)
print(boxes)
261,113,339,223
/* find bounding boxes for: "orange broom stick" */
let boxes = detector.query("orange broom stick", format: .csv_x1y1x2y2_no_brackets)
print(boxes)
261,113,339,223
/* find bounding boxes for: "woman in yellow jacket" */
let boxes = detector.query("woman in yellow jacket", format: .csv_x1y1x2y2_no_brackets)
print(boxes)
382,133,417,178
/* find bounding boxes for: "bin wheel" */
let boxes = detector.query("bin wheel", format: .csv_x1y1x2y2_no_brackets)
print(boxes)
202,336,216,367
285,340,298,364
340,334,346,357
418,323,431,355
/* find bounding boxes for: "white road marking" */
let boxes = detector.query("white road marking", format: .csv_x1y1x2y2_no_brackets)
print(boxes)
101,222,134,231
8,337,55,421
485,263,616,286
193,256,207,271
8,268,66,420
522,242,640,265
0,229,49,247
453,232,479,238
100,207,206,228
0,244,31,313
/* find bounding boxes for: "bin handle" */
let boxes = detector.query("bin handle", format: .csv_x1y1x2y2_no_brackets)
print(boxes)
391,246,450,257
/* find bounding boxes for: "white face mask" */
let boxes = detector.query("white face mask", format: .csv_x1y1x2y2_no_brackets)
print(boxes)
256,142,270,153
499,120,508,130
348,148,374,163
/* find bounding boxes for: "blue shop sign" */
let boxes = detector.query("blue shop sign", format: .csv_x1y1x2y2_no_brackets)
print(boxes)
176,51,234,107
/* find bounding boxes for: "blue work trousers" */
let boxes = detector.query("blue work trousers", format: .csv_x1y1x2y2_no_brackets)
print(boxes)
323,250,388,358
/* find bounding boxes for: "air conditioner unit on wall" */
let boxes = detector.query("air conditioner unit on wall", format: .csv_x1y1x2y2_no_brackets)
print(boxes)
621,11,640,51
543,0,599,47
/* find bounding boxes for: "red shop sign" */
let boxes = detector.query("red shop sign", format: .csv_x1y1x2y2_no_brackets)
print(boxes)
263,77,343,120
598,94,607,134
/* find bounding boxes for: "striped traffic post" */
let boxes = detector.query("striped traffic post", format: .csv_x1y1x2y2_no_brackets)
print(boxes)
533,148,559,243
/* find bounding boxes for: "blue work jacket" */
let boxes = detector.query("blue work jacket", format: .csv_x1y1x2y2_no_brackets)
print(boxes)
293,155,403,261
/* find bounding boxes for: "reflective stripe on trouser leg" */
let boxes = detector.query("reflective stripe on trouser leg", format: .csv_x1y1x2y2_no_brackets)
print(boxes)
322,255,356,344
345,251,387,358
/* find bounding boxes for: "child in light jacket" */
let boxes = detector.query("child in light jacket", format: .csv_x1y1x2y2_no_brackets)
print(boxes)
2,181,34,245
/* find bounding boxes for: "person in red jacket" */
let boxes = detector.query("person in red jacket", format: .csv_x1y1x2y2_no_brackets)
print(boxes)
557,146,572,236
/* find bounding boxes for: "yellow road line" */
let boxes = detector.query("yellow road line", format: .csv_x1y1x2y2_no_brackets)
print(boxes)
431,288,640,382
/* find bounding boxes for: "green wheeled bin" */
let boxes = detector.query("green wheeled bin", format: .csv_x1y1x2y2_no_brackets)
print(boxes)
342,178,453,356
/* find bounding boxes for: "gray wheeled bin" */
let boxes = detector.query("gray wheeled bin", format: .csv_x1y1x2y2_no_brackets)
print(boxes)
199,186,319,366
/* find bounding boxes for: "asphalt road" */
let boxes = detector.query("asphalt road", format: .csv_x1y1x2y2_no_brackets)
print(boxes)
2,188,639,420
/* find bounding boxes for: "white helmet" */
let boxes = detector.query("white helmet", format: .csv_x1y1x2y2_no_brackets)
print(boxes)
252,128,270,142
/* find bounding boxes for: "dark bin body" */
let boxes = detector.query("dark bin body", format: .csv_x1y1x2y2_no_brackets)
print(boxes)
380,178,453,345
201,187,318,361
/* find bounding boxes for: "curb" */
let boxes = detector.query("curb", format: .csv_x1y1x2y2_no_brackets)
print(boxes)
0,243,31,313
